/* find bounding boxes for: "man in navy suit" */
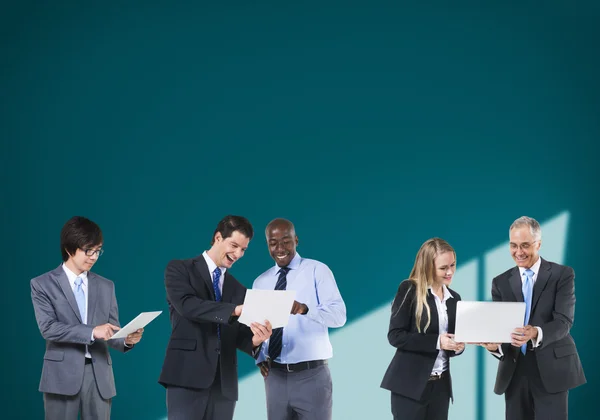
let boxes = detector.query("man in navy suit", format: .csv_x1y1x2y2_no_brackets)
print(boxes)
159,215,272,420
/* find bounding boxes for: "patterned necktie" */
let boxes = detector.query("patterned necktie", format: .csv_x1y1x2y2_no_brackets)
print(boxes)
268,266,290,361
521,269,534,355
74,277,86,323
213,267,222,340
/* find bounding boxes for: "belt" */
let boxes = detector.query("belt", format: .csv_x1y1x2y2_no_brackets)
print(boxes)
271,359,327,373
428,370,448,381
85,358,93,365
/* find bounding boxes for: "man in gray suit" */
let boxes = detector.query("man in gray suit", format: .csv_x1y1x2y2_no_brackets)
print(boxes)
481,216,586,419
31,216,144,420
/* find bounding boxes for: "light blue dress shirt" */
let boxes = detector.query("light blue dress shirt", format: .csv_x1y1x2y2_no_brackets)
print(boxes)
253,253,346,364
62,264,93,357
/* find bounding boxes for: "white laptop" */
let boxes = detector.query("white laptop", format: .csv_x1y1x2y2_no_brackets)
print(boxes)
454,301,526,343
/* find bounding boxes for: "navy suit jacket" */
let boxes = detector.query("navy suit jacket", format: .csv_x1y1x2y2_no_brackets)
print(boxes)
158,255,255,401
381,280,463,401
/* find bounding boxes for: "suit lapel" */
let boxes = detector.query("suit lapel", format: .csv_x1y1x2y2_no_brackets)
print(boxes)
87,272,99,325
53,266,82,323
193,256,216,300
509,268,524,303
446,294,458,334
426,292,440,333
222,272,235,303
531,258,551,313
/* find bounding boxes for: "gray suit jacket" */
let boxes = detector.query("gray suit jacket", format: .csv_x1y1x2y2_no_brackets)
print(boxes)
31,265,131,399
491,258,586,395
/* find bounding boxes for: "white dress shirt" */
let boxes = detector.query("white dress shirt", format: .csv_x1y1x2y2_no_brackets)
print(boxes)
431,285,453,375
518,256,544,346
496,256,543,357
202,251,226,294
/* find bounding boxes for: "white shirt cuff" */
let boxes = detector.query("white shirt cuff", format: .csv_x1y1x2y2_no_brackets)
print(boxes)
531,327,543,348
491,345,503,357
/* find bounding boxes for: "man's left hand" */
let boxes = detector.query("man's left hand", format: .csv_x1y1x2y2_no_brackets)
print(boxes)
125,328,144,346
290,300,308,315
251,320,273,347
511,325,538,348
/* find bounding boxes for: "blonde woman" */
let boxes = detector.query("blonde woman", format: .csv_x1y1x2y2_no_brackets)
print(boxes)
381,238,465,420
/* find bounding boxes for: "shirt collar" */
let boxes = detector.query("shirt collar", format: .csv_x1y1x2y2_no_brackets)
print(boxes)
202,251,227,276
428,284,453,301
518,256,542,278
62,263,88,286
273,252,301,272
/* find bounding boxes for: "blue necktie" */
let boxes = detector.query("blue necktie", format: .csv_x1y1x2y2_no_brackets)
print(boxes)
213,268,222,340
268,267,290,361
74,277,86,323
521,269,534,354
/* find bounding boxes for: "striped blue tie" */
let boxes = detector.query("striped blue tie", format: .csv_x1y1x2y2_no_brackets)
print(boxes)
268,266,290,361
521,269,534,355
213,268,222,340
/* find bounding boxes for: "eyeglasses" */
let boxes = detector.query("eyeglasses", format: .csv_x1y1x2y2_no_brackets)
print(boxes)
509,241,538,251
82,248,104,257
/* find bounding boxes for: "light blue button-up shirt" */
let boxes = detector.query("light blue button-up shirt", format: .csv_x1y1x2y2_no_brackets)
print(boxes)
62,264,101,355
253,253,346,364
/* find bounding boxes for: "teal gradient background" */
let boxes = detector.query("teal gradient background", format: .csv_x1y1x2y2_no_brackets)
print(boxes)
1,1,598,418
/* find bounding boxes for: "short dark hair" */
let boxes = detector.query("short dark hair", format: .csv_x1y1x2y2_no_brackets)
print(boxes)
211,215,254,245
60,216,103,262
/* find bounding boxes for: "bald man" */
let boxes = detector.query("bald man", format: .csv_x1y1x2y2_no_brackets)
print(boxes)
252,218,347,420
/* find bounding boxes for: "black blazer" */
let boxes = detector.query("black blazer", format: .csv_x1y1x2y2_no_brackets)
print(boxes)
491,258,586,395
381,280,462,401
158,256,255,401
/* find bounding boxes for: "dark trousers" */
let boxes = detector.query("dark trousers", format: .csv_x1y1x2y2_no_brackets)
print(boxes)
166,362,235,420
505,351,568,420
391,372,450,420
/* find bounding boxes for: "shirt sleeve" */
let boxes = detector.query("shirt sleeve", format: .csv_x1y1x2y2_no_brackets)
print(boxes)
303,263,347,328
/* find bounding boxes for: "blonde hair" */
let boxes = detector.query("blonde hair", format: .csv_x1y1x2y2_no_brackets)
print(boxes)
402,238,456,333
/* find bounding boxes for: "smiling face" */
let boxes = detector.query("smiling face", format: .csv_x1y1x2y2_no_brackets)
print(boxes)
208,230,250,269
433,251,456,288
266,220,298,267
509,225,541,269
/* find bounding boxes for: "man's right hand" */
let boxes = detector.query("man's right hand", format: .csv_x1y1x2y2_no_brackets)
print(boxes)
233,305,243,317
290,300,308,315
93,323,120,341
